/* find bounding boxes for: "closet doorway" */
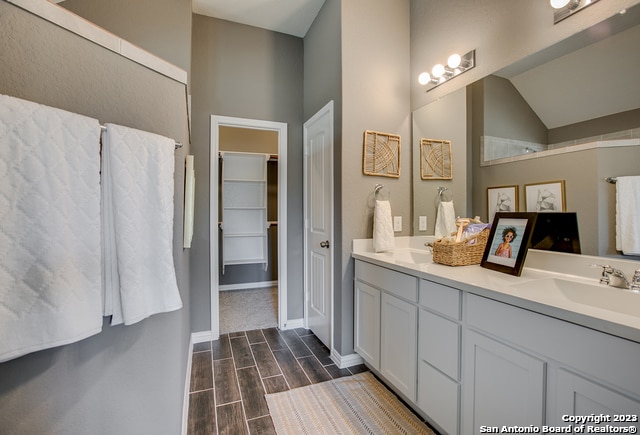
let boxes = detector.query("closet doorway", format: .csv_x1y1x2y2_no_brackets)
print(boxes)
210,115,288,339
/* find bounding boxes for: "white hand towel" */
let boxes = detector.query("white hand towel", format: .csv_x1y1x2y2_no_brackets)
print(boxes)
615,176,640,255
0,94,102,362
373,199,395,252
435,200,457,239
102,123,182,325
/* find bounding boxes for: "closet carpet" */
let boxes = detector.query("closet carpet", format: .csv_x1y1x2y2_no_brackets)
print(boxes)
219,287,278,334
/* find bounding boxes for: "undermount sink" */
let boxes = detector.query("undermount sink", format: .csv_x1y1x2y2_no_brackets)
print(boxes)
511,278,640,317
379,248,432,265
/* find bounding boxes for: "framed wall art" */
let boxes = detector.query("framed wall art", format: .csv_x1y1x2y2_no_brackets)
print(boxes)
362,130,401,178
524,180,566,212
420,138,452,180
487,185,518,224
481,212,537,276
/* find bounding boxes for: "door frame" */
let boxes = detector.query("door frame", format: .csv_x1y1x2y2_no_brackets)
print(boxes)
302,100,334,350
210,115,288,339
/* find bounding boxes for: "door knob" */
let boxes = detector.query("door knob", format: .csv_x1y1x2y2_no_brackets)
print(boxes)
320,240,330,248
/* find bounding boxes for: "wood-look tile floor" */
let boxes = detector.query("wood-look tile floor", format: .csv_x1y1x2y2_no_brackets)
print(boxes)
187,327,370,435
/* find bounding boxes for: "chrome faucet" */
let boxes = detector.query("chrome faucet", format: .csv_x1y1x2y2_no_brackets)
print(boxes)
592,264,638,291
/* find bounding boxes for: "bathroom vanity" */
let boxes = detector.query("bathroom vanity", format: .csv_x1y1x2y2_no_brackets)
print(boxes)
352,237,640,435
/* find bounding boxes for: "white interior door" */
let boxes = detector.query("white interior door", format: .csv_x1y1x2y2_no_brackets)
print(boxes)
303,101,334,348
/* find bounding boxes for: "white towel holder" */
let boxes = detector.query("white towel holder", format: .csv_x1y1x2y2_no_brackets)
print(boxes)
374,184,391,200
435,186,453,206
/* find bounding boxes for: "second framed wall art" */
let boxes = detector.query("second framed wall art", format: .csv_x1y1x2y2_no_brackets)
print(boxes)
524,180,566,212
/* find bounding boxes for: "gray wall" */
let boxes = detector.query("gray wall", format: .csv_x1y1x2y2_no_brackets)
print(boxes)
303,0,345,350
549,108,640,144
483,75,547,144
302,0,411,356
339,0,411,356
0,2,191,434
190,14,304,332
61,0,192,73
472,144,640,259
412,87,468,235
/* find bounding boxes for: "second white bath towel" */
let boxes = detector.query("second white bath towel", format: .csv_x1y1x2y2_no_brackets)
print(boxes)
435,200,457,239
615,176,640,255
102,123,182,325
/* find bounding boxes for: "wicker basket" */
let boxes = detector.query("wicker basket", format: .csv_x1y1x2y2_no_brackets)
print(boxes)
432,228,490,266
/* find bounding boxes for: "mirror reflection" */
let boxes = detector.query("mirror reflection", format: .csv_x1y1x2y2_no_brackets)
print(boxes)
482,19,640,163
412,5,640,258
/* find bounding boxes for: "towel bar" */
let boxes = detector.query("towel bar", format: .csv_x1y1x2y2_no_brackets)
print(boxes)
100,125,182,149
605,177,617,184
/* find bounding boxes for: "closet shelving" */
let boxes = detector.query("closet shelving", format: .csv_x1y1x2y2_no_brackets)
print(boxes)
220,152,270,274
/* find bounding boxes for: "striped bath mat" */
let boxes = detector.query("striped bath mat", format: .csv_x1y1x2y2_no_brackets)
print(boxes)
265,371,435,434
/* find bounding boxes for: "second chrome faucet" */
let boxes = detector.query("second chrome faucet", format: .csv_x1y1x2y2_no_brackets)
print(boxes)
592,264,640,292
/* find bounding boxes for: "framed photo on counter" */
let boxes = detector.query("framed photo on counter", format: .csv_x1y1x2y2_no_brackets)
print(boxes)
481,212,537,276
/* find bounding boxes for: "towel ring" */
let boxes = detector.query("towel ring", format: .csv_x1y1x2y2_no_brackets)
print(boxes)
435,186,453,206
374,184,390,200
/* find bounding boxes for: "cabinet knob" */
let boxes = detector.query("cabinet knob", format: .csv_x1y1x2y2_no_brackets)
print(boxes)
320,240,330,248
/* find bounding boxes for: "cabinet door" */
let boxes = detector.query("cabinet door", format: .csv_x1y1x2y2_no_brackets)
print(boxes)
553,369,640,428
419,360,460,435
381,292,417,401
354,279,380,370
463,330,546,434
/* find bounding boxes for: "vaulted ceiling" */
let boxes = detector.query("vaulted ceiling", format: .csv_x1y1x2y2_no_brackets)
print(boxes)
192,0,326,38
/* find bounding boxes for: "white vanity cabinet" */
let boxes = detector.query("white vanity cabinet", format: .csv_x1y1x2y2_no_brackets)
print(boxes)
353,255,640,435
464,293,640,433
354,260,418,401
417,280,462,435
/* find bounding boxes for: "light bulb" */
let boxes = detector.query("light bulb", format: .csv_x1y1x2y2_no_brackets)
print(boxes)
432,64,445,78
550,0,570,9
418,72,431,85
447,54,461,69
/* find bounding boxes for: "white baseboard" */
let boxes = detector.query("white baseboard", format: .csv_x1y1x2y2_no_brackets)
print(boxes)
330,349,363,369
181,335,194,435
192,330,213,344
281,318,304,330
219,280,278,291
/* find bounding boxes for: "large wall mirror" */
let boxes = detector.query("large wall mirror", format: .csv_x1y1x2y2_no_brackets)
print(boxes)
412,4,640,257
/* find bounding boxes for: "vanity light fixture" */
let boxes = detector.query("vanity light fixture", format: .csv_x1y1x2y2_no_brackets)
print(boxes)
551,0,600,24
418,50,476,91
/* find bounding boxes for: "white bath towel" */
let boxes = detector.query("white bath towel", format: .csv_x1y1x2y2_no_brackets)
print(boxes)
435,200,457,239
102,123,182,325
0,94,103,362
373,200,395,252
615,176,640,255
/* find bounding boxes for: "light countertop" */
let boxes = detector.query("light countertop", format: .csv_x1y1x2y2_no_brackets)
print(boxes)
352,237,640,343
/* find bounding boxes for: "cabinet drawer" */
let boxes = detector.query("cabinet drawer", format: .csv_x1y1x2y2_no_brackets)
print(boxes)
419,279,461,319
355,260,418,302
418,360,459,435
419,309,460,381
